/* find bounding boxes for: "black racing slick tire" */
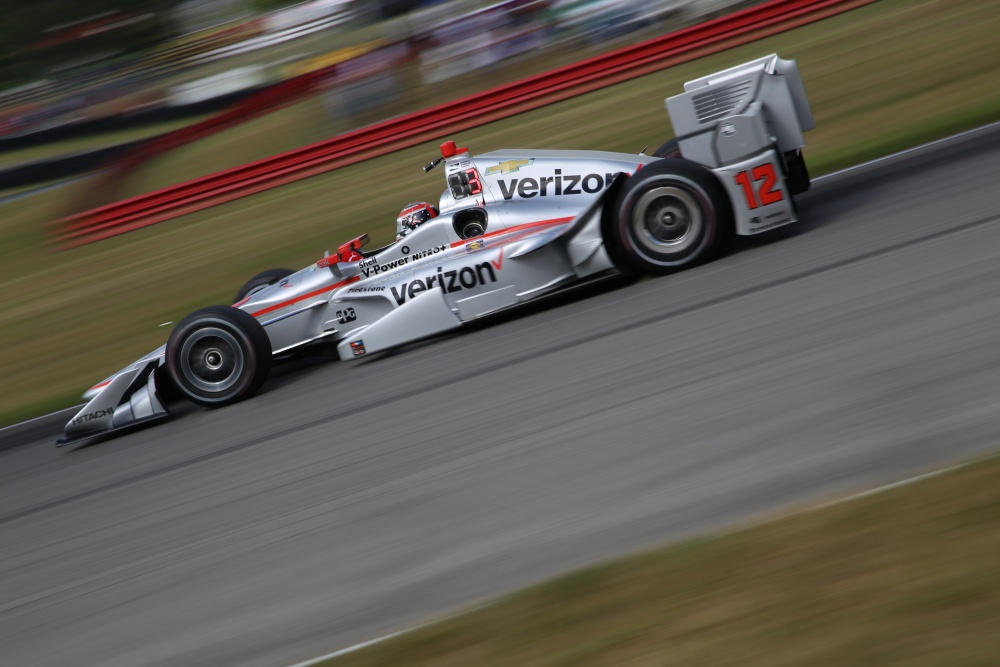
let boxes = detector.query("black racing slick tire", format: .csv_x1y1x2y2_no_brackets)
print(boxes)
604,159,732,275
233,268,294,303
166,306,272,407
651,138,680,159
782,148,811,195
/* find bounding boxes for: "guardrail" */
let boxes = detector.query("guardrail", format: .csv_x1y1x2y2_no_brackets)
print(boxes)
100,40,392,187
52,0,875,249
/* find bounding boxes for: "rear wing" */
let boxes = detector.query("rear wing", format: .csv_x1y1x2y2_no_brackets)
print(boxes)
666,54,814,168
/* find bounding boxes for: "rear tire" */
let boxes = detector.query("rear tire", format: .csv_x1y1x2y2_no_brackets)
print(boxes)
166,306,272,407
651,138,680,159
604,159,732,275
782,149,810,195
234,268,294,303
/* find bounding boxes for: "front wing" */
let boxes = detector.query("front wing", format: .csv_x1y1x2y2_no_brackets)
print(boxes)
57,358,169,447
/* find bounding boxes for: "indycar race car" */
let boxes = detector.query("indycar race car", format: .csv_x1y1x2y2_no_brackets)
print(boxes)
58,54,814,446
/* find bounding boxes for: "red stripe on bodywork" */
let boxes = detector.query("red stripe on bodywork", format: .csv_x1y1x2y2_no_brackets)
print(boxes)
88,351,166,392
250,276,360,318
87,220,566,394
450,216,573,248
254,219,564,320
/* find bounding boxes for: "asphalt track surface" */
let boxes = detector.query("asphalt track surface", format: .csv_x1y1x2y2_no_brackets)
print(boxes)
4,124,1000,666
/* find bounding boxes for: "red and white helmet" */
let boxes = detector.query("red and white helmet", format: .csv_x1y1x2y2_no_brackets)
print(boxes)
396,202,439,239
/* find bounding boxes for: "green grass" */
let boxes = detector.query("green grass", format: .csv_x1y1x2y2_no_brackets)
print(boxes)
1,0,999,427
118,96,336,198
324,455,1000,666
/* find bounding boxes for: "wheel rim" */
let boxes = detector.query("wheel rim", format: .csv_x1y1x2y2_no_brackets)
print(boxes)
178,327,244,394
630,186,702,255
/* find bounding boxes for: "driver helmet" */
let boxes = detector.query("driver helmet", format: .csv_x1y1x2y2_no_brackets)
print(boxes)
396,202,439,239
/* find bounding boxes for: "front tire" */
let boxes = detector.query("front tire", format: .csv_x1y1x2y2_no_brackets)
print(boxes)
166,306,272,407
234,268,294,303
604,159,732,275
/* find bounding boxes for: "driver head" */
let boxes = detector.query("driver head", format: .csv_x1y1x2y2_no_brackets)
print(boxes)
396,202,439,239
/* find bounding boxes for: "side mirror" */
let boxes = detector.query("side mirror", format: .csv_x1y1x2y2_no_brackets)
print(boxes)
318,234,370,267
337,233,369,261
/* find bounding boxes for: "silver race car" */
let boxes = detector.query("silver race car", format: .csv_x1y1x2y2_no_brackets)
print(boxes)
59,54,814,446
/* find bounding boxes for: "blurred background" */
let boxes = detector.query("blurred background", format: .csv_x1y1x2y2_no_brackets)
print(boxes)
3,2,1000,665
0,0,757,196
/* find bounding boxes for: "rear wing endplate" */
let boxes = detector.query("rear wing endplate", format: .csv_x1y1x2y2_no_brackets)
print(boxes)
666,54,814,168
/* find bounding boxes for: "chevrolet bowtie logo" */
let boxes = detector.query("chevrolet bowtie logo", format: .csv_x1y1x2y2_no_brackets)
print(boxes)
485,158,534,175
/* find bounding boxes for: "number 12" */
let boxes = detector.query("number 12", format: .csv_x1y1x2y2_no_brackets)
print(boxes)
735,163,784,209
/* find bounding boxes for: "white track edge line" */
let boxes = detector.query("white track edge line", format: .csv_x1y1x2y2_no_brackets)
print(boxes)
283,459,976,666
0,404,83,433
813,119,1000,182
284,631,407,667
812,463,968,510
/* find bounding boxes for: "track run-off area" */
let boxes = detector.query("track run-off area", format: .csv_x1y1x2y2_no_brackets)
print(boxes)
3,123,1000,666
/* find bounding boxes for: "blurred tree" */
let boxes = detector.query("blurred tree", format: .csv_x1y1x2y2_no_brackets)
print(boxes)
0,0,180,86
246,0,305,9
